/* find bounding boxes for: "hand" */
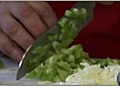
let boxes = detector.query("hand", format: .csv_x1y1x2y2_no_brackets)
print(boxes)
0,1,58,62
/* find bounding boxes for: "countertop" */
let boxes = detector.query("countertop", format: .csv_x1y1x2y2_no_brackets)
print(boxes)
0,56,48,85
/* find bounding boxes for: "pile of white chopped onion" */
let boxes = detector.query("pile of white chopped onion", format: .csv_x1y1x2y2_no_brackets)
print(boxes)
53,62,120,85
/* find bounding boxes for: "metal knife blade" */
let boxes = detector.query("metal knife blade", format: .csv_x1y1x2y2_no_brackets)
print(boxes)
117,72,120,85
16,1,95,80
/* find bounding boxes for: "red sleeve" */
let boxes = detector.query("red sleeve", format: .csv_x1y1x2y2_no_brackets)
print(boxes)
48,1,77,19
72,2,120,59
48,1,120,59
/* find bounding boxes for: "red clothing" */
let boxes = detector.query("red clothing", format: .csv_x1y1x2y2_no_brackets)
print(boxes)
48,1,120,59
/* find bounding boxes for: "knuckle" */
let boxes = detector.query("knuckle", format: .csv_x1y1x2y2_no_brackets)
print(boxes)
40,7,53,17
17,4,32,18
3,42,13,55
5,22,19,37
2,41,23,61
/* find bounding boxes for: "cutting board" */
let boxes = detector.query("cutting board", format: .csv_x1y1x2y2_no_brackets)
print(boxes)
0,56,52,85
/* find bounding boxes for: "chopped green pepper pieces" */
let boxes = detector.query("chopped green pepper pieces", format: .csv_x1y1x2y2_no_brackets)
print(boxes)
26,70,37,78
44,55,59,66
58,60,72,72
57,68,72,82
40,67,57,81
53,75,61,82
61,37,73,48
67,55,75,63
32,45,50,57
46,33,58,42
25,7,105,83
65,10,74,18
52,41,62,52
58,17,69,28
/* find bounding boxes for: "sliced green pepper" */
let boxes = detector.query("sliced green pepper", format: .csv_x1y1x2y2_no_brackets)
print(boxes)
58,60,72,72
44,54,59,66
46,33,58,42
57,68,72,82
58,17,69,28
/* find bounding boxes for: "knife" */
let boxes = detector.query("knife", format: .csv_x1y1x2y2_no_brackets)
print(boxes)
117,72,120,85
16,1,96,80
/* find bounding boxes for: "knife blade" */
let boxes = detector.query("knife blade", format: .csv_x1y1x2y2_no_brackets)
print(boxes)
16,1,95,80
117,72,120,85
